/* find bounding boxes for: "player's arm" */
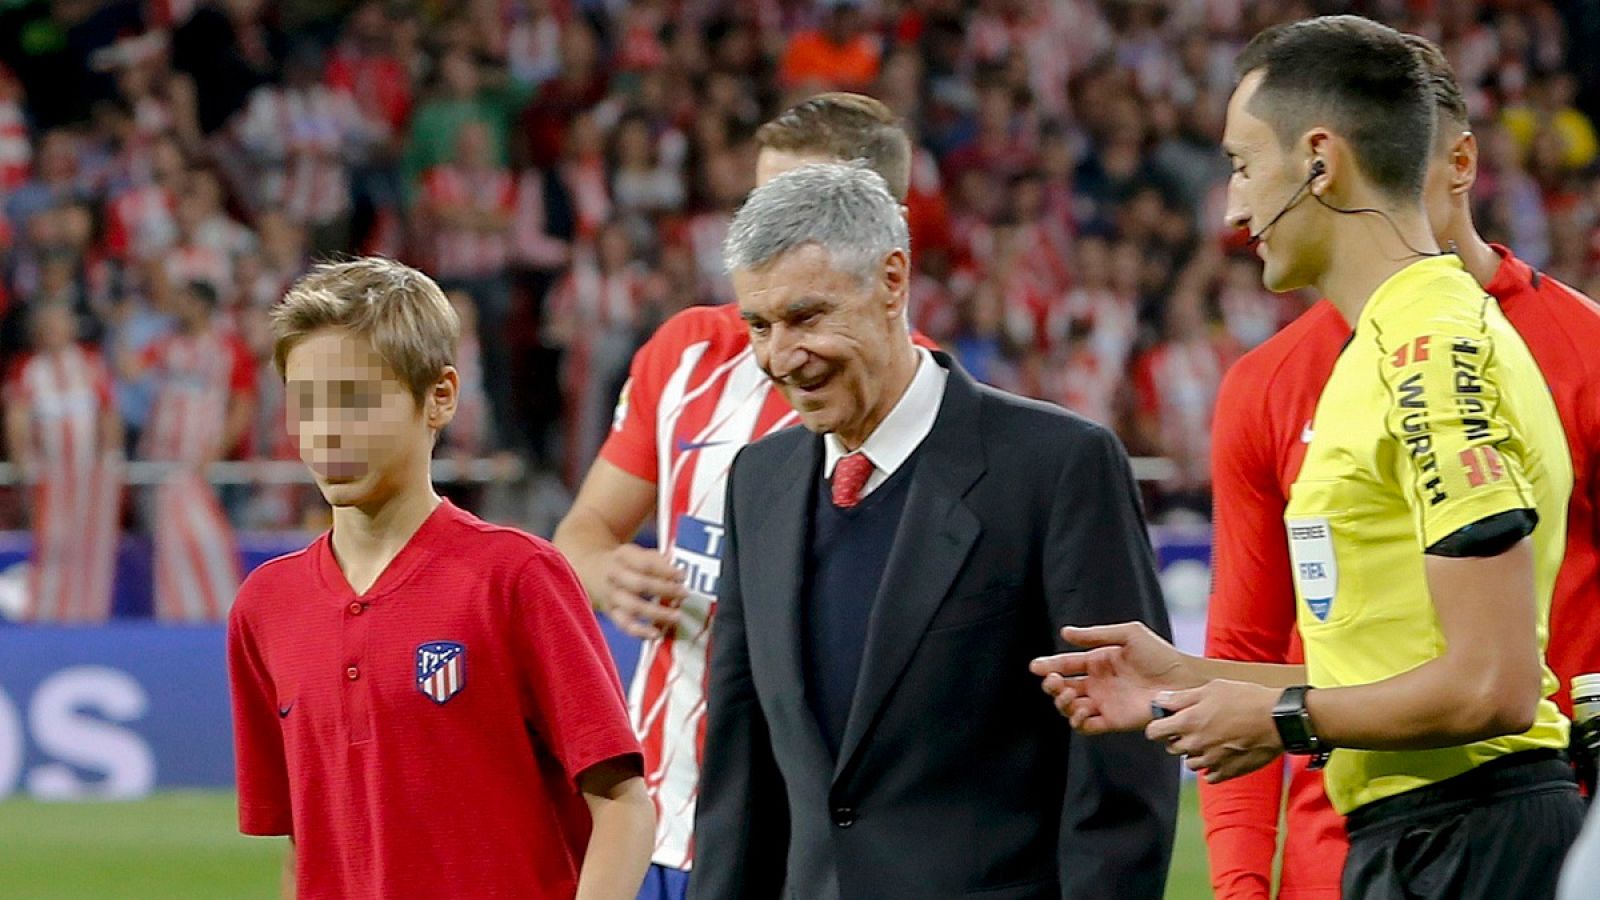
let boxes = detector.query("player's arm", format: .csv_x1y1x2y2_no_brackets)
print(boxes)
575,757,653,900
553,459,685,637
1199,360,1298,900
1309,535,1541,747
4,391,32,477
553,326,688,638
512,550,652,892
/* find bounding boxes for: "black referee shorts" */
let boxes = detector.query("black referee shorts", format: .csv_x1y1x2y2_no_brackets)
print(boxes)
1342,749,1585,900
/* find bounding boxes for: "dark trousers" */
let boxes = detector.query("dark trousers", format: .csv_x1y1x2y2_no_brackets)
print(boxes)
1343,750,1586,900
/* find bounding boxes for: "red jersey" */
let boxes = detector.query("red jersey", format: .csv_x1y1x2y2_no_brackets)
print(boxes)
597,303,938,869
1201,245,1600,898
228,500,640,899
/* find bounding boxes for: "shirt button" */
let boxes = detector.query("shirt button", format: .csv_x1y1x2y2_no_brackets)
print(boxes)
831,806,855,828
345,665,360,681
348,601,363,616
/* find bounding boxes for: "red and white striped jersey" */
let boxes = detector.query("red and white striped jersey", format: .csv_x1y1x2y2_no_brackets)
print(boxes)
5,344,114,469
106,182,178,261
235,85,368,226
597,303,801,869
0,98,29,192
138,329,256,464
7,345,122,623
420,164,517,280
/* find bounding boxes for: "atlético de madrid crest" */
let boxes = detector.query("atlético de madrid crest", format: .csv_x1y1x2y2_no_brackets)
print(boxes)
416,641,466,704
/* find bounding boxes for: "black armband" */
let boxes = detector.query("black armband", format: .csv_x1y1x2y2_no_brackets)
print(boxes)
1425,508,1538,558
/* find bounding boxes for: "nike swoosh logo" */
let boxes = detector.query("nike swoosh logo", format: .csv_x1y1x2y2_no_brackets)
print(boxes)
675,438,727,454
1300,422,1315,444
278,703,293,719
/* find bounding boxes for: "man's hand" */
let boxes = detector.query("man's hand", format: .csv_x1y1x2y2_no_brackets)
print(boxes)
598,544,687,639
1145,680,1284,783
1030,622,1200,733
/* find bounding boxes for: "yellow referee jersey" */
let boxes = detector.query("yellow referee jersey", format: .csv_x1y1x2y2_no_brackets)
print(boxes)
1286,255,1573,814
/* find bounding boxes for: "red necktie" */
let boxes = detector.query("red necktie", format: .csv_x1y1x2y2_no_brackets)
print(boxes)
831,452,875,509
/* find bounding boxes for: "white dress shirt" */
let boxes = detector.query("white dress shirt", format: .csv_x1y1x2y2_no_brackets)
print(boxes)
822,346,948,500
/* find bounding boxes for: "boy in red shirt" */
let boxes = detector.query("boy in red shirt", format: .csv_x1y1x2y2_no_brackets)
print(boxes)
228,258,652,899
1201,35,1600,899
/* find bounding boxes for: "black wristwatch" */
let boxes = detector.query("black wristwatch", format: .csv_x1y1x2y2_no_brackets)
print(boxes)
1273,685,1332,769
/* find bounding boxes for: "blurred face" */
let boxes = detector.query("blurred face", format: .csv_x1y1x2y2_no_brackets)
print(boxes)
733,244,911,445
285,328,457,510
455,122,491,167
32,305,76,351
1222,72,1327,292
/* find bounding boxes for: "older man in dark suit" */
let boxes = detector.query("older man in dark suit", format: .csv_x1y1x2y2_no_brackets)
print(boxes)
688,163,1178,900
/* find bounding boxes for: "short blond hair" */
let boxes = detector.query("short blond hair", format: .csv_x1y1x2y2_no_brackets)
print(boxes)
271,258,460,404
755,93,912,202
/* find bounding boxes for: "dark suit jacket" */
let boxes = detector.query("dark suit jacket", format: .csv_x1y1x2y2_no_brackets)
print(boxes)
690,352,1179,900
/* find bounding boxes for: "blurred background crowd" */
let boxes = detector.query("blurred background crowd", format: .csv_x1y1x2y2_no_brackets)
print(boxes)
3,0,1600,529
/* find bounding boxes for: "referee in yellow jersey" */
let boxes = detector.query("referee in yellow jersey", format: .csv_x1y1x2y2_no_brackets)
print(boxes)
1032,15,1585,899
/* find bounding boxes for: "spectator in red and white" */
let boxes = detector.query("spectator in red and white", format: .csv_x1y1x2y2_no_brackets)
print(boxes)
948,166,1002,273
162,188,235,305
234,44,376,254
121,279,254,619
778,0,882,94
609,111,685,231
101,32,203,160
1007,169,1073,293
1053,234,1136,377
1132,285,1237,516
419,118,518,452
680,149,748,305
0,66,31,193
4,301,124,622
546,219,649,487
185,166,256,262
1215,252,1289,353
516,20,610,171
505,0,564,88
559,110,613,243
105,131,185,262
963,0,1105,121
1034,315,1120,429
231,299,302,529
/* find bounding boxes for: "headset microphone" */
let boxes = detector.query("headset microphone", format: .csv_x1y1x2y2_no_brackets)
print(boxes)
1245,160,1324,248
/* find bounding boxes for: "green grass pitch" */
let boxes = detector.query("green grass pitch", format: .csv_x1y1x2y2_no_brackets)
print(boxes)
0,785,1213,898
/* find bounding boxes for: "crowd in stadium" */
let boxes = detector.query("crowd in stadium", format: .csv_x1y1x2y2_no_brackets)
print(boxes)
1,0,1598,526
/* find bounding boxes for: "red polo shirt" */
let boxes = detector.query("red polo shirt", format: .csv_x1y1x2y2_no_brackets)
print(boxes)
1200,245,1600,899
228,500,641,899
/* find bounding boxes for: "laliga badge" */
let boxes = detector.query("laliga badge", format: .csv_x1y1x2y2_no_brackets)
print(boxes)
416,641,466,704
1287,517,1338,621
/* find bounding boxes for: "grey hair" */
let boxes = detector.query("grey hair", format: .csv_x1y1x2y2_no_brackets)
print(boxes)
723,162,910,282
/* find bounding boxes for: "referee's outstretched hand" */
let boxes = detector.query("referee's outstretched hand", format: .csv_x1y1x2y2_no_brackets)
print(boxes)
1030,623,1199,735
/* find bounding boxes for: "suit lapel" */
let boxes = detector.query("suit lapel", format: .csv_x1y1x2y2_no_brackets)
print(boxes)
834,356,985,778
741,434,831,754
